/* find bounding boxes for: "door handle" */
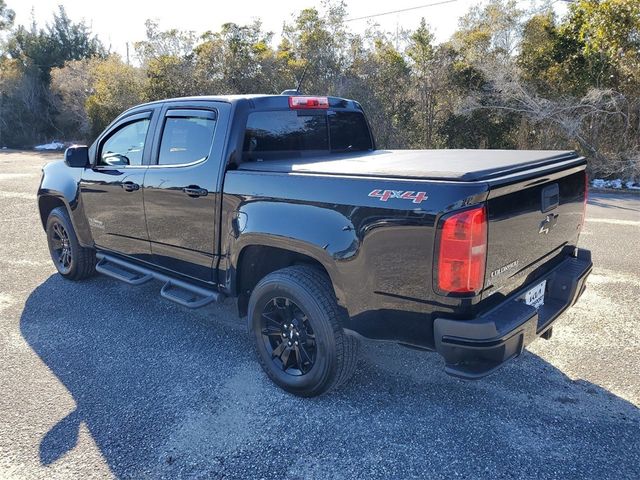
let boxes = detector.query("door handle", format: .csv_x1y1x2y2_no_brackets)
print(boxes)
122,181,139,192
183,186,208,198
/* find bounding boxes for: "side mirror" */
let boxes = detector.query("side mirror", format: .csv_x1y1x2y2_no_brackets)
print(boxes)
64,145,90,168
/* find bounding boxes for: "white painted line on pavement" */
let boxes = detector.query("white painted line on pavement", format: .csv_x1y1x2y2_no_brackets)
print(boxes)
587,218,640,227
0,191,34,200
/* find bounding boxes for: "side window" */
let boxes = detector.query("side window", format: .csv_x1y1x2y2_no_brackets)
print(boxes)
100,119,150,166
158,113,217,166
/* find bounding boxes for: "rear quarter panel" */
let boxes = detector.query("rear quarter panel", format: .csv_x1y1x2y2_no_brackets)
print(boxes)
220,170,488,347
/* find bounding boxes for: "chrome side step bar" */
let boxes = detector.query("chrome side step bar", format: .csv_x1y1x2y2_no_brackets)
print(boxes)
95,253,224,309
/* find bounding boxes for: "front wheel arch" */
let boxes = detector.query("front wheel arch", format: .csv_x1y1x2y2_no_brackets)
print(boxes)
38,195,66,230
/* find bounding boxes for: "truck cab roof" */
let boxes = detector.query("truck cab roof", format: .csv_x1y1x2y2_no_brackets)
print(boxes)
123,94,365,114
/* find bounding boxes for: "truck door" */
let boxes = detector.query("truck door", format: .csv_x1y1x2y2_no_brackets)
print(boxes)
142,101,230,282
80,109,158,260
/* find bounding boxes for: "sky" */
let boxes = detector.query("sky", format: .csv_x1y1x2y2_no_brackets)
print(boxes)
10,0,568,58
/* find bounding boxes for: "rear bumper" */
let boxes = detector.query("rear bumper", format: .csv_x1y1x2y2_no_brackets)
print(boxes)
434,248,592,379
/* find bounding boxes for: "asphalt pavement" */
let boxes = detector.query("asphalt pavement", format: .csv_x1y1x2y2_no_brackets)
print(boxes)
0,150,638,479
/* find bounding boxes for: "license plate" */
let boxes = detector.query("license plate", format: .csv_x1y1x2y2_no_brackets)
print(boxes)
524,280,546,309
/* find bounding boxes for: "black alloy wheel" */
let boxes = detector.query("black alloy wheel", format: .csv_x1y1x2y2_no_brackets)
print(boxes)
248,265,359,397
49,220,73,274
260,297,317,375
45,207,96,280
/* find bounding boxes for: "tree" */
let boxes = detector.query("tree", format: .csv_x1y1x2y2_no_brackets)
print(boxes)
518,12,564,94
0,59,51,146
50,59,93,140
0,0,637,178
145,54,200,100
195,21,279,95
133,21,200,101
135,20,196,65
520,0,640,97
0,0,14,32
512,0,640,177
562,0,640,95
454,0,524,65
85,55,146,137
407,19,442,148
280,2,349,95
7,5,104,83
345,32,415,148
439,0,527,149
0,5,104,145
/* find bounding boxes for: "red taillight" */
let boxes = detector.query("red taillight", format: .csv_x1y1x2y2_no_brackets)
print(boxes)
289,96,329,109
436,205,487,294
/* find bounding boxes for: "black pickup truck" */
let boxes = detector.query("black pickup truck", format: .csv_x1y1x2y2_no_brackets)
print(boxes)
38,94,592,396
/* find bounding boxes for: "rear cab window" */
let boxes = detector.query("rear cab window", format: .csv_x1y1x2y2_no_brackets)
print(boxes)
328,111,372,152
243,108,372,162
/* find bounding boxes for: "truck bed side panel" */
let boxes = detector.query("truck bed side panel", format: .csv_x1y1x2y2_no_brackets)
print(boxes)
220,170,488,347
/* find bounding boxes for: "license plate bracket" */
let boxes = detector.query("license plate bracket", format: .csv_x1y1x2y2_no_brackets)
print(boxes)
523,280,546,309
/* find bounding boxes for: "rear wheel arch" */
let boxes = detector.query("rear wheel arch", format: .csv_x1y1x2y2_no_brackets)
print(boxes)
235,244,343,318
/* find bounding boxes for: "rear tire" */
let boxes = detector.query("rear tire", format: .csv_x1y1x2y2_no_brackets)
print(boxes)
248,265,359,397
46,207,96,280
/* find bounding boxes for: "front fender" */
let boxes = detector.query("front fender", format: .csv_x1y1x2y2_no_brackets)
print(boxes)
228,200,359,304
38,160,93,246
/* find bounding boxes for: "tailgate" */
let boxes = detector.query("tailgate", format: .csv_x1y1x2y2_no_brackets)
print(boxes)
483,164,586,299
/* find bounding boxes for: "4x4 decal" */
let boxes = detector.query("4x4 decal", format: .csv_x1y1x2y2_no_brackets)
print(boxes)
368,189,428,204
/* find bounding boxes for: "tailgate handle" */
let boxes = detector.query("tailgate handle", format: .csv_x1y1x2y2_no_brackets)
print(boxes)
541,184,559,212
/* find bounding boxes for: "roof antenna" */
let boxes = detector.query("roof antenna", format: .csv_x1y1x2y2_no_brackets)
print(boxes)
281,60,311,95
296,61,310,93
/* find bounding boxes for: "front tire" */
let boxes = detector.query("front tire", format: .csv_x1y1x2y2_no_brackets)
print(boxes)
248,265,359,397
46,207,96,280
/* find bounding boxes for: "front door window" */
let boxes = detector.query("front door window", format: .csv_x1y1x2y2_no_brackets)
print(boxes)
100,119,150,167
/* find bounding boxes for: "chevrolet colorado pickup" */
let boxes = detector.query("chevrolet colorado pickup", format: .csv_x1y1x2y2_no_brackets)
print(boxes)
38,94,592,396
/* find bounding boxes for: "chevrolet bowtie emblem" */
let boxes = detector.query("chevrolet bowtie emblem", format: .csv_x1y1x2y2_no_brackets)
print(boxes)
539,213,559,234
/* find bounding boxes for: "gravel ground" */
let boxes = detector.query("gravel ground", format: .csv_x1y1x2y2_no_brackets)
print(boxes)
0,150,638,479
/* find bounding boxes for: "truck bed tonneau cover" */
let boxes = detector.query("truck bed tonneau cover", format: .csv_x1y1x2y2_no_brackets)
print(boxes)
238,149,581,182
